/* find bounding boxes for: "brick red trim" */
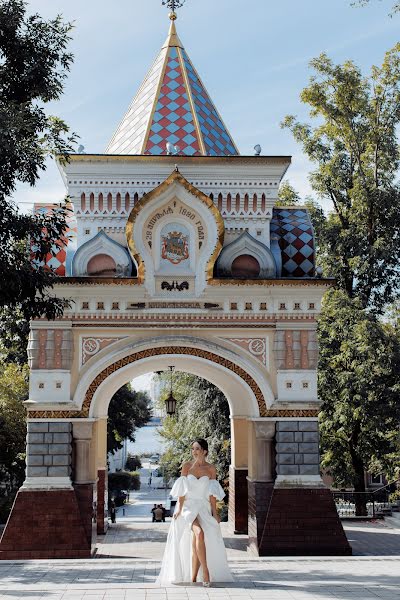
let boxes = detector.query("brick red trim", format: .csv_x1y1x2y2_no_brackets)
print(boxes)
97,469,108,535
228,467,248,534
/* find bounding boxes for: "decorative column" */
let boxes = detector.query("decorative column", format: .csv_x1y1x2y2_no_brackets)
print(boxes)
247,420,275,555
0,420,92,560
229,417,248,534
72,422,96,552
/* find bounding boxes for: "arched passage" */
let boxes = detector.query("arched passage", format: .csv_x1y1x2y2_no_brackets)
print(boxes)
71,337,275,539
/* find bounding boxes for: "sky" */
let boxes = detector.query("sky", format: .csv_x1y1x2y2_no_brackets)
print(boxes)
13,0,400,211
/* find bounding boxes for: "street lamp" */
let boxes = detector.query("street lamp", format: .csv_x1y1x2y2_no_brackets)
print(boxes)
165,366,177,416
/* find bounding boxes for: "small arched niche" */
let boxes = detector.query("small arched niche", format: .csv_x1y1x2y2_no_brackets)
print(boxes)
87,254,117,277
231,254,261,279
215,231,277,279
72,230,133,277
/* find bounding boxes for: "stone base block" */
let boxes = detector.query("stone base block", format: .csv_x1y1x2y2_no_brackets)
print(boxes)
0,488,92,560
259,487,352,556
228,467,248,534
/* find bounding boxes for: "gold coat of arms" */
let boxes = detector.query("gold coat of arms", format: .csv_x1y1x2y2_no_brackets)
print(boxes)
161,231,189,264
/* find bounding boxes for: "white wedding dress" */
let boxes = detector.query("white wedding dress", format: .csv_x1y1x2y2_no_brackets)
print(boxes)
156,474,234,585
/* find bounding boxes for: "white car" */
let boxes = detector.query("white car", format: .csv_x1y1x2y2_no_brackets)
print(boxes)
149,454,160,464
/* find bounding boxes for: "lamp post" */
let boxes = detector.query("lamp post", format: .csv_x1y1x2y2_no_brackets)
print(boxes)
165,366,177,416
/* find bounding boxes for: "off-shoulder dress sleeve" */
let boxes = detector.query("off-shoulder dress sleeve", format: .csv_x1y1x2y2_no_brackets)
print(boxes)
208,479,225,500
170,476,189,498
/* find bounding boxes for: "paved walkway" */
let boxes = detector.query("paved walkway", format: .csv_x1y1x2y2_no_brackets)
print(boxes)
1,469,400,599
1,557,400,599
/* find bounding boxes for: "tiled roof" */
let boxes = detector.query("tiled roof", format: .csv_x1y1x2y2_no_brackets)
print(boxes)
270,208,315,277
106,19,238,156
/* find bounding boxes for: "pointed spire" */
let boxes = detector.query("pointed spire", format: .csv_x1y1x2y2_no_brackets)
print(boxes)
163,13,183,48
105,14,239,157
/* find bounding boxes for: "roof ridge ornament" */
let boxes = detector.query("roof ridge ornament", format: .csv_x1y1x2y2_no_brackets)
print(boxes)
162,0,186,20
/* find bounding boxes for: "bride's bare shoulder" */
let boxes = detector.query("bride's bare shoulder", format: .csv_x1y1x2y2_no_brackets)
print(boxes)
207,463,217,479
181,461,193,476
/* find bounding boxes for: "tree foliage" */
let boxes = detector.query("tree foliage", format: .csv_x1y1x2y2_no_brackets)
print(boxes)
276,180,301,206
107,384,152,455
282,45,400,312
0,0,76,349
125,454,142,471
0,363,28,522
319,291,400,505
283,47,400,504
157,373,230,489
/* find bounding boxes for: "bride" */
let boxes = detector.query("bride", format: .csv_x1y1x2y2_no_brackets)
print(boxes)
156,438,233,586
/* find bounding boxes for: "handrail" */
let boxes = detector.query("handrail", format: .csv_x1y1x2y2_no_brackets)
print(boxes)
370,478,400,495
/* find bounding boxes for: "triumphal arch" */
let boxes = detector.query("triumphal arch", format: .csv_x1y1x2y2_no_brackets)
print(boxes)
0,11,350,558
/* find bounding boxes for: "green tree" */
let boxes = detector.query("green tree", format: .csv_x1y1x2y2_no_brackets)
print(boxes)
276,180,301,206
319,291,400,513
125,454,142,471
282,47,400,511
107,384,152,455
0,0,76,354
0,363,28,522
157,373,231,489
282,45,400,312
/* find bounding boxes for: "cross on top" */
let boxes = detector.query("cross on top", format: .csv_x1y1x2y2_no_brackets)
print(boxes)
162,0,186,17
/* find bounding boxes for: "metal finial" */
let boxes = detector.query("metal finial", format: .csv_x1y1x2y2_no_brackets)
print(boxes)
162,0,186,19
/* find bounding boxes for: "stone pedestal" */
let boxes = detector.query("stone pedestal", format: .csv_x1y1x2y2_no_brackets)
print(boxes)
256,419,352,556
0,489,92,559
258,488,352,555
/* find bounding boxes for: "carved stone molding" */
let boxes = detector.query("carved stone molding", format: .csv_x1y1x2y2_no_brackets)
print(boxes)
81,337,126,365
274,329,318,370
28,329,73,370
226,338,268,366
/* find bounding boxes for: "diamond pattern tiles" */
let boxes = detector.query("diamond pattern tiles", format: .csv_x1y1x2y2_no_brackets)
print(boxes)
144,47,201,156
270,208,315,277
106,48,167,155
181,49,237,157
32,204,77,276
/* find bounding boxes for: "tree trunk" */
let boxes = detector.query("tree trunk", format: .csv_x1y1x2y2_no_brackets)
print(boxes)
350,448,368,516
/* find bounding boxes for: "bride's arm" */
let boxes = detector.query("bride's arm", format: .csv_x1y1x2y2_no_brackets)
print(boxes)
173,462,190,520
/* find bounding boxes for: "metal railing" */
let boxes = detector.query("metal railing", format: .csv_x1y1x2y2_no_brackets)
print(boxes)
333,480,399,518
